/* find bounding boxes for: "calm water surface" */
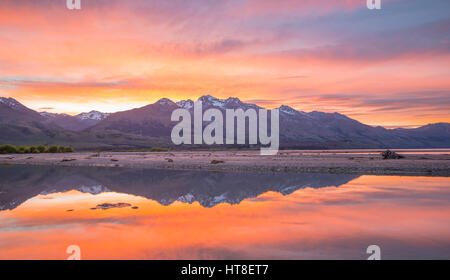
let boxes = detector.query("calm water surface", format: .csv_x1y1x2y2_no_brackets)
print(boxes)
0,165,449,259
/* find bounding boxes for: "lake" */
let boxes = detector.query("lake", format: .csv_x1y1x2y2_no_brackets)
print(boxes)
0,165,449,259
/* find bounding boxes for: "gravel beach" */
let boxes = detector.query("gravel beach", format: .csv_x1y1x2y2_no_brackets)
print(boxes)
1,150,449,176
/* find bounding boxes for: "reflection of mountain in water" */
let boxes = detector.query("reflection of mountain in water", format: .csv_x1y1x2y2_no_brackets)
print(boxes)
0,165,360,210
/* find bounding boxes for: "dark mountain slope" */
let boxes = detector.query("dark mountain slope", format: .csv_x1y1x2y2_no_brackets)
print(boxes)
1,95,449,149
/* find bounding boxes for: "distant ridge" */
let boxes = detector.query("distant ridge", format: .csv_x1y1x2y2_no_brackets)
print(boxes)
0,96,449,150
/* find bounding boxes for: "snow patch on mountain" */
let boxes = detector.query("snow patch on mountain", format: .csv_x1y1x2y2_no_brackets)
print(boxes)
77,185,110,195
198,95,227,108
279,105,297,115
178,193,195,203
39,112,71,118
76,111,110,121
156,98,176,106
39,112,57,118
0,97,25,109
176,99,194,109
213,193,227,203
40,185,110,196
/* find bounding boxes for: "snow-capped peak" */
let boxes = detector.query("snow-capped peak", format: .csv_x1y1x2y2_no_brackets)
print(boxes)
0,97,22,109
198,95,227,108
176,99,194,109
199,94,217,101
279,105,298,115
225,97,242,104
76,111,110,121
177,95,260,110
156,98,176,106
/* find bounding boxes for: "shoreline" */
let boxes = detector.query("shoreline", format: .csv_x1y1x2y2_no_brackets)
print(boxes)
1,150,449,177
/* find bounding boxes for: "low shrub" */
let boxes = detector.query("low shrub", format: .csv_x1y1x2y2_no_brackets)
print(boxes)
37,145,46,153
0,144,17,154
150,147,169,152
0,144,74,154
48,146,59,153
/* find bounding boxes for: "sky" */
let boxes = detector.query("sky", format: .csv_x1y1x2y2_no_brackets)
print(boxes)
0,0,449,128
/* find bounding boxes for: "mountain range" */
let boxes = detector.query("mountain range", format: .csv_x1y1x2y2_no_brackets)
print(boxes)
39,110,110,131
0,95,449,150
